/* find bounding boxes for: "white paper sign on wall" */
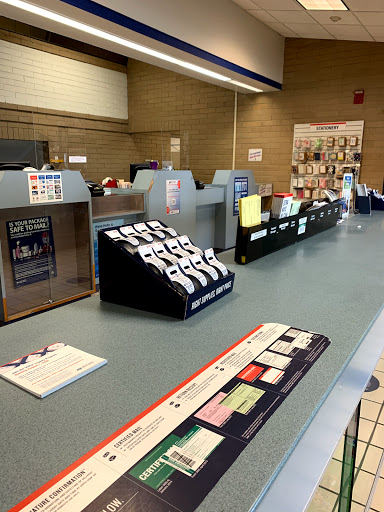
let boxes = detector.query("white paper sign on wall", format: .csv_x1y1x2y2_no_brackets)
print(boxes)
69,156,87,163
248,149,262,162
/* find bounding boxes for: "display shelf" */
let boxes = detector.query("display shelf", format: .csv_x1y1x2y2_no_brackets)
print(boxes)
99,220,234,319
290,121,364,202
235,203,341,265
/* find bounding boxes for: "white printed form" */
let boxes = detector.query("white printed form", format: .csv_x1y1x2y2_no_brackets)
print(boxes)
254,351,292,370
160,426,224,476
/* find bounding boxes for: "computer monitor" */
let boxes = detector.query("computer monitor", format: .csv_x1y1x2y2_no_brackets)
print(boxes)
0,162,31,171
130,162,151,183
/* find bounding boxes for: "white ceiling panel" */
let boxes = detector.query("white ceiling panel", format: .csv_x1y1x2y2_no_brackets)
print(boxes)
323,23,374,39
270,10,316,23
252,0,303,10
355,12,384,25
284,23,335,36
344,0,384,10
308,10,361,24
232,0,261,9
248,10,279,23
232,0,384,41
365,25,384,37
266,22,300,36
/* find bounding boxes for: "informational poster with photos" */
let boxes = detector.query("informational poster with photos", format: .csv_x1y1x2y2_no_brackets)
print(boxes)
233,177,248,216
166,179,181,215
6,216,57,288
9,324,330,512
28,172,63,204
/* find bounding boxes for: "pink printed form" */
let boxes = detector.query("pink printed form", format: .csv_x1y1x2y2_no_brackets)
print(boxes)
194,392,233,427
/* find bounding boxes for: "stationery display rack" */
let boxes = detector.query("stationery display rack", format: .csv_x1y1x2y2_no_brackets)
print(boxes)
235,203,341,265
290,121,364,202
98,220,235,319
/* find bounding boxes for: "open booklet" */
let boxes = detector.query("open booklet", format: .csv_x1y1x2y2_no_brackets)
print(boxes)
0,343,107,398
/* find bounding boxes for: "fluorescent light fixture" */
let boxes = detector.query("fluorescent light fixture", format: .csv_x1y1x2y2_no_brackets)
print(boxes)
0,0,231,81
230,80,263,93
296,0,348,9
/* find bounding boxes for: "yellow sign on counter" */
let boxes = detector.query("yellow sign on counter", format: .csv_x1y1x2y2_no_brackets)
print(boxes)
239,194,261,228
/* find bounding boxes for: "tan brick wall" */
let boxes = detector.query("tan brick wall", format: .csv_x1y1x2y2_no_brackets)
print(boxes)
235,38,384,192
0,29,136,183
127,60,235,184
2,29,384,192
128,39,384,191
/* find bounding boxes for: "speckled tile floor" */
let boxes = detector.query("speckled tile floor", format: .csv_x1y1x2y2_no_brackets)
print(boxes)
308,351,384,512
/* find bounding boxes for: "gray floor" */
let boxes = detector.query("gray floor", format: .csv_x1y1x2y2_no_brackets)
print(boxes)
1,212,384,512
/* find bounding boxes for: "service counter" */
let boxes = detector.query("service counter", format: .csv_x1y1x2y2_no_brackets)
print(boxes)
93,170,265,253
1,212,384,512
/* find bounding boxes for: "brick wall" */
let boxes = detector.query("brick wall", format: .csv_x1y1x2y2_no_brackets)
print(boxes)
128,39,384,191
0,29,136,183
0,39,128,119
235,38,384,192
127,60,235,184
2,28,384,191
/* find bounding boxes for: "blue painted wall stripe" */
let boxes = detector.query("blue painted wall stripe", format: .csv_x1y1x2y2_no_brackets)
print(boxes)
59,0,282,90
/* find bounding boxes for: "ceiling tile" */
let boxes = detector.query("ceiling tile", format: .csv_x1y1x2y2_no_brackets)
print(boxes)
252,0,303,10
270,10,316,23
307,11,361,24
266,22,300,36
322,24,374,39
373,38,384,41
248,10,279,22
344,0,384,11
365,25,384,37
284,23,335,37
232,0,261,10
355,12,384,25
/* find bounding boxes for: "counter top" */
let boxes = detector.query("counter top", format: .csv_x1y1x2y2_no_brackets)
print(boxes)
1,212,384,512
196,186,224,206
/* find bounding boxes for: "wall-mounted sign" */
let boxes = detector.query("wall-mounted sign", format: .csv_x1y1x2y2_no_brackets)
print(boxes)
310,122,346,132
69,156,87,163
354,90,364,105
248,148,263,162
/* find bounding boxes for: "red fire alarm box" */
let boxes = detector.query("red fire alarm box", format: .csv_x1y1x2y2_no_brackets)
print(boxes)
354,90,364,104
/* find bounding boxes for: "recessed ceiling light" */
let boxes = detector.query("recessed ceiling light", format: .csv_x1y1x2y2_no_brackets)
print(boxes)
296,0,348,10
229,81,263,93
0,0,231,81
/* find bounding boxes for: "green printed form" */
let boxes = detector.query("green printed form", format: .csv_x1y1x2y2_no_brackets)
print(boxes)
218,383,265,414
128,434,178,489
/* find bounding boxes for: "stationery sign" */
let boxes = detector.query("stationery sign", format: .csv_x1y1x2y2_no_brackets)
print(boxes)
233,177,248,216
28,172,63,204
6,216,57,288
166,179,181,215
8,323,330,512
248,149,263,162
310,122,347,132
